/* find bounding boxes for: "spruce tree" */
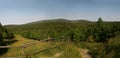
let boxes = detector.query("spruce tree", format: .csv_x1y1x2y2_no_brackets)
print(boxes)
0,23,3,45
95,17,107,42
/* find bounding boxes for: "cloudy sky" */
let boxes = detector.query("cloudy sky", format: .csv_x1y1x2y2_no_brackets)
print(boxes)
0,0,120,25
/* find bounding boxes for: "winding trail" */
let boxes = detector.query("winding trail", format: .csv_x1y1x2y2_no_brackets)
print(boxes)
40,52,63,58
39,49,92,58
79,49,92,58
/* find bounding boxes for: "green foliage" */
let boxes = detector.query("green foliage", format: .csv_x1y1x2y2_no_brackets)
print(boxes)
93,18,120,42
2,18,120,57
0,23,14,45
2,28,14,39
79,34,120,58
97,17,104,28
59,42,81,58
5,18,120,43
33,41,81,58
94,17,106,41
0,23,3,45
106,35,120,58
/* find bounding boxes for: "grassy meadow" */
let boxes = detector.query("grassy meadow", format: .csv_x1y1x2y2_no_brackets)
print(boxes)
0,18,120,58
0,35,82,58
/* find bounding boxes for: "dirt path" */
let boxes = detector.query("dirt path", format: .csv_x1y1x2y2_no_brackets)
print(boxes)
79,49,92,58
40,52,63,58
53,52,63,58
10,35,34,46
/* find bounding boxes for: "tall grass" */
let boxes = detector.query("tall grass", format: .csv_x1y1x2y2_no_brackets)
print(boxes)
0,35,61,57
33,41,81,58
78,35,120,58
59,42,81,58
0,42,60,57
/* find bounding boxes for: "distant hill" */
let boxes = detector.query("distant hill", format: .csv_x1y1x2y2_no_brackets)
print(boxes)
71,20,92,23
25,19,70,24
4,18,93,34
23,19,92,25
4,18,120,42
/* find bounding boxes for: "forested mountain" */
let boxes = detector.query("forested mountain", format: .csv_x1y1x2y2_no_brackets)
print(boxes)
3,18,120,58
27,19,70,24
5,18,120,41
5,19,94,40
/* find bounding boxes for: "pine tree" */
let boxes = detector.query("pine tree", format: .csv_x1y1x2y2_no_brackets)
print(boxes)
97,17,104,28
94,17,107,42
0,23,3,45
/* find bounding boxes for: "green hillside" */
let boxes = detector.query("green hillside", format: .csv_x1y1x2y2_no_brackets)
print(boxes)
5,18,120,41
4,19,93,41
3,18,120,58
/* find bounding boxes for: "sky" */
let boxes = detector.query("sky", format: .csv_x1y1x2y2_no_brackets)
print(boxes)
0,0,120,25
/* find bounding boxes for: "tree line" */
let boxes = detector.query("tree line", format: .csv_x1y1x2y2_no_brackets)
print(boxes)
6,18,120,42
4,18,120,58
0,23,14,45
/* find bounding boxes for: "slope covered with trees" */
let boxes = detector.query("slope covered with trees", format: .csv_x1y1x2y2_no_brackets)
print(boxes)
4,18,120,58
5,18,120,42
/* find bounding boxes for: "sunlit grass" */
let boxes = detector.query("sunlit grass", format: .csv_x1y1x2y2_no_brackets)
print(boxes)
33,41,81,58
0,35,61,57
10,35,34,46
58,42,81,58
0,36,81,58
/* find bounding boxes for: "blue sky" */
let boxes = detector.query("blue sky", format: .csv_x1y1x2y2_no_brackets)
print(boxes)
0,0,120,25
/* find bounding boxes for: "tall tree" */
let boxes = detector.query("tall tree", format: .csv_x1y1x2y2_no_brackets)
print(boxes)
0,23,3,45
97,17,104,28
94,17,106,42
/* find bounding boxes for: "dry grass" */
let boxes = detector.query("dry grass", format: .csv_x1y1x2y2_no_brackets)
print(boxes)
33,41,81,58
10,35,34,46
0,36,82,58
0,35,61,57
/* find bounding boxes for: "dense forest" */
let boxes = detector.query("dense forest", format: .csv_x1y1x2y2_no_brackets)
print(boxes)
4,18,120,58
0,23,14,45
6,18,120,42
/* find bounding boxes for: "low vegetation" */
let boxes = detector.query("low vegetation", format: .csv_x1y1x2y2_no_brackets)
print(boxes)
0,17,120,58
0,36,81,58
31,41,81,58
0,35,62,57
0,23,14,45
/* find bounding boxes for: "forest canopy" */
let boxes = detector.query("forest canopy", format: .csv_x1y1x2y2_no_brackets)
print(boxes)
5,18,120,42
0,23,14,45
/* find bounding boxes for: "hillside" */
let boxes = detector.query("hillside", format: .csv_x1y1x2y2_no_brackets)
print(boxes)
5,19,93,32
26,19,71,24
5,18,120,41
0,35,83,58
5,19,92,26
1,18,120,58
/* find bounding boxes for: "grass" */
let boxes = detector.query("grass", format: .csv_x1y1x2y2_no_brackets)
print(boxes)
0,35,61,57
10,35,34,46
1,42,61,57
0,36,81,58
77,35,120,58
1,35,120,58
33,41,81,58
58,42,81,58
31,45,62,58
0,35,34,57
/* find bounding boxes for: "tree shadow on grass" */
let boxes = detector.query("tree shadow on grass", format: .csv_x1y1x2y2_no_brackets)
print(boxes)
0,39,18,56
2,39,18,46
0,48,8,56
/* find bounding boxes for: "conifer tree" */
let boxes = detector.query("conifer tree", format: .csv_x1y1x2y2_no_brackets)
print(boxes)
0,23,3,45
